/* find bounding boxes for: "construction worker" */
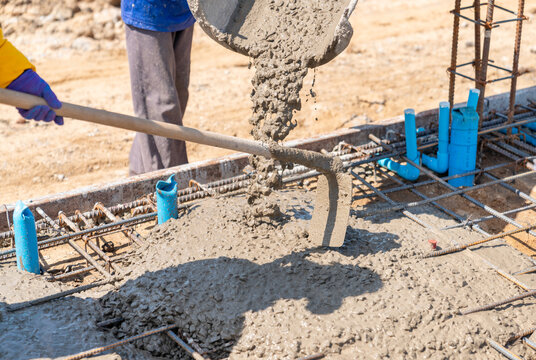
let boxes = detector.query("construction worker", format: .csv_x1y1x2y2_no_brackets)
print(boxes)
122,0,195,175
0,28,63,125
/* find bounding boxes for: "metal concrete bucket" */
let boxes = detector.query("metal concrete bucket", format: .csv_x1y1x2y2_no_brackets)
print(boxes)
187,0,359,67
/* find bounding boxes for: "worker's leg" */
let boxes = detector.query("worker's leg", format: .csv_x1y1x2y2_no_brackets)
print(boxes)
173,25,194,123
125,25,190,175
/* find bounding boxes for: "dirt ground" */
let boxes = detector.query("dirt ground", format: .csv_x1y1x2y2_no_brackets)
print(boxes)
1,186,535,359
1,0,536,204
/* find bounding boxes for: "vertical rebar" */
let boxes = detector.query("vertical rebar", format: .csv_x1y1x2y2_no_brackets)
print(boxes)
95,202,145,246
474,0,481,88
477,0,495,125
449,0,462,120
507,0,526,134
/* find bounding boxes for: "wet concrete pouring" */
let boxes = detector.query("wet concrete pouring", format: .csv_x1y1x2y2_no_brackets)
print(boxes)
1,158,536,359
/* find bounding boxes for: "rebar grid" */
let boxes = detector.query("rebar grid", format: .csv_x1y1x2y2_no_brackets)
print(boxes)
349,122,536,318
1,105,535,360
448,0,527,124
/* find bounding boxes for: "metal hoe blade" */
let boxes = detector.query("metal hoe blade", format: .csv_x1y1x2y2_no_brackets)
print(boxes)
309,173,353,247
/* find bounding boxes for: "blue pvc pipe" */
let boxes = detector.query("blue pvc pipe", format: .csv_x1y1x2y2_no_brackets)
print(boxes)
422,101,450,173
13,201,40,274
523,122,536,132
448,106,479,187
467,88,480,110
378,109,420,181
520,128,536,146
156,174,178,224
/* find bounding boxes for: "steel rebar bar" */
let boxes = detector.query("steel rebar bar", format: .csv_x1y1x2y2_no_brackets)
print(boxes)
507,326,536,345
441,203,536,230
507,0,526,131
60,212,119,273
423,223,536,258
358,170,535,218
402,156,536,239
61,324,177,360
523,337,536,351
449,0,462,116
37,208,112,279
487,338,524,360
477,0,495,123
166,330,207,360
7,279,112,312
95,202,145,246
462,288,536,315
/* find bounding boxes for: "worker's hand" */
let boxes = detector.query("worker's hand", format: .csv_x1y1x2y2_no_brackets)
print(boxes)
6,69,64,125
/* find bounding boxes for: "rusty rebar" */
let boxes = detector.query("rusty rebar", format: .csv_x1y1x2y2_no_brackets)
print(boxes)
59,212,120,274
477,0,495,124
442,203,536,230
359,170,535,218
96,317,124,328
297,354,325,360
461,288,536,315
507,0,526,133
496,269,531,291
474,0,482,86
401,155,536,240
37,208,112,279
513,266,536,276
449,0,462,117
423,223,536,258
95,202,145,246
0,212,156,260
506,326,536,345
61,324,177,360
166,330,207,360
45,253,126,281
7,279,112,312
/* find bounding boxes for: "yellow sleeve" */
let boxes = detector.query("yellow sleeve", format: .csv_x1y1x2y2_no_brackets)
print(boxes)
0,28,36,88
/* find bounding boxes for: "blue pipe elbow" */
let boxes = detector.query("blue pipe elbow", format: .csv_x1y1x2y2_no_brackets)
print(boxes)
156,174,178,224
13,201,40,274
378,109,420,181
422,101,450,173
422,151,449,174
398,155,421,181
378,155,420,181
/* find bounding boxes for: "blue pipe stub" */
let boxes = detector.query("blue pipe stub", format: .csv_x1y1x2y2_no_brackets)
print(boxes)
378,108,420,181
13,201,40,274
467,88,480,110
156,174,178,224
448,106,479,187
423,101,450,173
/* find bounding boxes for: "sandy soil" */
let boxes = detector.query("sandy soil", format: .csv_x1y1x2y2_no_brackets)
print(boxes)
1,0,536,204
1,186,535,359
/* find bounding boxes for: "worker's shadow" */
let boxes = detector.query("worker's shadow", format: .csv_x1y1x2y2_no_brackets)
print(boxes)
96,228,399,358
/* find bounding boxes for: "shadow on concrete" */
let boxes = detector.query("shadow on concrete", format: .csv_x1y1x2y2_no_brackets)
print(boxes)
0,227,400,359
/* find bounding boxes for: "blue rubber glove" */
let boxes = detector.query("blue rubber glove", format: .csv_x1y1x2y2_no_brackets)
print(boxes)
6,69,63,125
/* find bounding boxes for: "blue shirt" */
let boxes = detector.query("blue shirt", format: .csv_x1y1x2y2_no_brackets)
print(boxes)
121,0,195,32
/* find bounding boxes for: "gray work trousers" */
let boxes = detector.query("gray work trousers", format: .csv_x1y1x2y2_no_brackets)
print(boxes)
125,24,194,175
